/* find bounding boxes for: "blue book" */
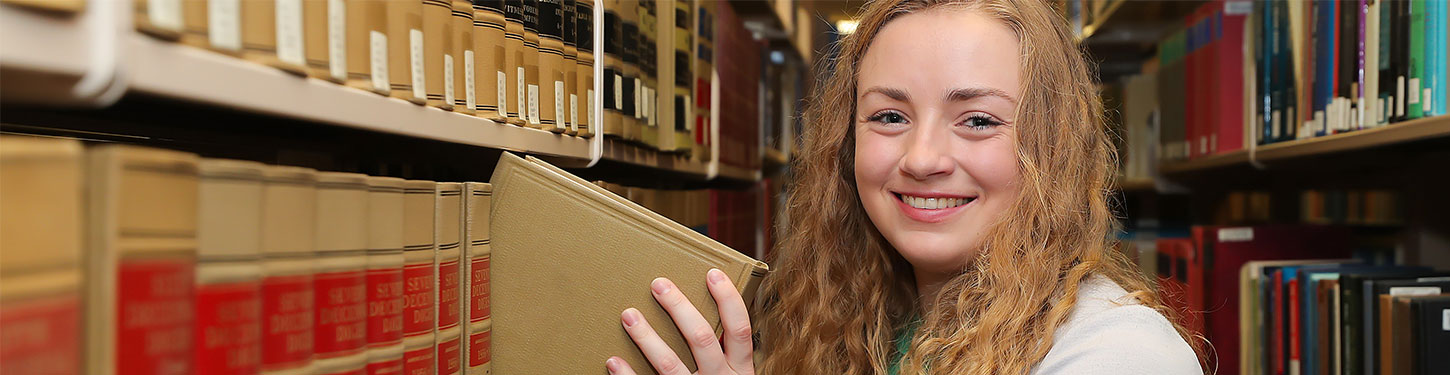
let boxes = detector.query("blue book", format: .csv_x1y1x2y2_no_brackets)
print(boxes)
1314,0,1339,136
1431,0,1446,116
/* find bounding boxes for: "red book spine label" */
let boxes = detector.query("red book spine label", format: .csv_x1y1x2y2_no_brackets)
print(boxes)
402,345,435,375
367,268,404,346
467,257,489,322
117,258,195,374
437,260,461,328
402,263,434,336
320,369,366,375
315,270,367,358
365,357,403,375
467,330,490,368
0,294,80,375
194,280,262,375
438,335,462,374
261,274,314,370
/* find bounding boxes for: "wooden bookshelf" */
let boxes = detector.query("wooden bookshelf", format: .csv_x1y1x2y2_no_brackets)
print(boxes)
1158,150,1251,174
1255,115,1450,162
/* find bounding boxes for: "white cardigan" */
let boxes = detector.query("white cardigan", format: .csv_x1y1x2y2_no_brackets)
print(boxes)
1031,274,1203,375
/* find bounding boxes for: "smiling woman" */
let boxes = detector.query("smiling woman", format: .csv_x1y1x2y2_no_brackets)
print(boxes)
608,1,1204,375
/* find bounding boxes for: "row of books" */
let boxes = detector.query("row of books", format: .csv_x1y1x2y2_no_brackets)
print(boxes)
598,0,716,159
1301,189,1403,226
597,182,711,233
713,1,761,172
0,136,495,375
1120,0,1449,166
1148,224,1446,375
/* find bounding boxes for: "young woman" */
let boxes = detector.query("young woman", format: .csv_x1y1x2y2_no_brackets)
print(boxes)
608,0,1204,374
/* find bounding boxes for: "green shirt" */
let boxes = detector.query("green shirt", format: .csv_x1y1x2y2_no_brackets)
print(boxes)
887,319,920,375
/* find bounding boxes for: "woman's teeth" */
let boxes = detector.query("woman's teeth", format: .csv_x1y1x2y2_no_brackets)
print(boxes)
899,194,971,210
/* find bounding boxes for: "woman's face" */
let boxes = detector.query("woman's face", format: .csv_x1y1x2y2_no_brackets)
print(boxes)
854,9,1021,277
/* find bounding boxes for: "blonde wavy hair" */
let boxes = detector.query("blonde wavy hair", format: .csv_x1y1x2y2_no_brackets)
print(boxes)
756,0,1201,374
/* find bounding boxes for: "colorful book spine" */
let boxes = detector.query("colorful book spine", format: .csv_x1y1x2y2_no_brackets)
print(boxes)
364,176,406,374
402,180,439,374
462,182,492,374
313,172,370,375
0,137,84,375
195,159,266,375
260,165,320,375
1407,0,1425,120
436,183,466,375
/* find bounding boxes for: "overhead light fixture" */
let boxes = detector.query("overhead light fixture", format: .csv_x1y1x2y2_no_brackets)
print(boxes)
836,20,859,35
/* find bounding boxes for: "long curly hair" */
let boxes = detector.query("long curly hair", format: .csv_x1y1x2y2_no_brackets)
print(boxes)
756,0,1200,374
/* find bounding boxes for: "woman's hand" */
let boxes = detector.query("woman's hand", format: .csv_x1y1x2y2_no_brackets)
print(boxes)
607,268,755,375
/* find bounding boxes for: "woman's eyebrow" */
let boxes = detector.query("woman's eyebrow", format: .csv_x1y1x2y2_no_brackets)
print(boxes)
946,87,1017,105
860,86,910,102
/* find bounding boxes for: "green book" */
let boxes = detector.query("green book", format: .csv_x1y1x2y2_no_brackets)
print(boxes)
1408,0,1427,119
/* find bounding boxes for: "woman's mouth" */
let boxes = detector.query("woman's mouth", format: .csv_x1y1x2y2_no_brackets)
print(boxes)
892,192,976,223
895,193,974,210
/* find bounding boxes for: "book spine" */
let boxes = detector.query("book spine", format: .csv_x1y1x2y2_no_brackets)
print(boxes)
425,0,454,110
195,159,267,375
387,0,426,104
505,0,527,125
524,0,544,129
303,0,343,82
454,0,477,114
463,183,492,374
576,0,596,137
539,0,567,132
345,0,389,94
364,177,406,375
474,0,507,120
1220,0,1250,153
436,183,466,375
1408,0,1426,119
402,181,438,375
259,166,318,375
314,172,370,375
0,137,84,375
1431,0,1447,116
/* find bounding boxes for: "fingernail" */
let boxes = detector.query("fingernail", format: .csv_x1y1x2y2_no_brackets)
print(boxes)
708,268,725,284
651,278,671,295
605,357,620,372
622,308,639,327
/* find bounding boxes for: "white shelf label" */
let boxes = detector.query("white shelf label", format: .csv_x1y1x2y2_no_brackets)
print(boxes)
569,93,578,132
554,81,565,130
497,71,508,117
410,29,425,100
516,67,526,120
465,51,476,111
276,0,305,66
613,74,622,110
207,0,241,51
148,0,182,32
327,0,346,80
370,31,389,92
445,54,456,105
528,84,541,125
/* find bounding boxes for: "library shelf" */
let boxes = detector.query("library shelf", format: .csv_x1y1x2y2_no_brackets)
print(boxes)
1159,150,1251,174
1254,115,1450,162
604,138,709,179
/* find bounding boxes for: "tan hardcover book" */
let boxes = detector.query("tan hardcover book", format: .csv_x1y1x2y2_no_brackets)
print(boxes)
638,0,657,148
2,0,84,13
436,182,466,375
180,0,207,46
522,0,543,129
242,0,308,74
539,0,567,133
387,0,426,104
85,145,199,375
402,180,438,374
259,165,319,375
575,0,595,137
452,0,477,115
345,0,389,95
1388,296,1414,375
503,0,527,125
364,176,406,373
602,0,623,137
195,159,266,375
136,0,184,39
0,136,83,375
690,0,712,161
473,1,507,121
461,182,491,375
424,0,454,109
489,153,768,373
304,0,346,82
561,0,578,135
619,0,640,141
312,172,369,375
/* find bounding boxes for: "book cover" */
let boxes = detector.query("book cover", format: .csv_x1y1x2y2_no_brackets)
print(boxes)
1410,295,1450,374
1337,267,1437,375
1370,277,1450,374
425,0,454,110
1378,0,1395,125
85,145,199,375
1366,0,1382,127
1408,0,1427,119
432,182,461,375
462,182,490,375
313,172,370,375
488,153,767,373
1184,6,1204,158
260,165,320,375
576,0,596,137
1314,0,1337,136
1158,30,1188,158
364,176,406,374
403,180,438,375
0,136,83,375
1239,259,1345,375
1219,0,1251,153
195,159,266,375
304,0,344,83
386,0,425,104
344,0,389,95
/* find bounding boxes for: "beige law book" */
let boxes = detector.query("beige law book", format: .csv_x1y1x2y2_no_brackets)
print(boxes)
136,0,185,39
461,182,491,375
364,176,406,373
84,145,199,375
386,0,426,104
304,0,346,82
401,180,438,373
437,182,466,375
489,153,768,374
502,0,527,125
451,0,477,115
0,136,84,375
195,159,266,374
521,0,543,129
179,0,244,53
312,172,369,375
561,0,578,135
423,0,454,110
472,0,507,121
259,165,319,375
575,0,595,137
241,0,308,74
345,0,389,95
538,0,567,133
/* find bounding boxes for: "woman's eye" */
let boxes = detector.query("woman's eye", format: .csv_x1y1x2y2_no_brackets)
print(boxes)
960,114,1004,129
867,111,908,124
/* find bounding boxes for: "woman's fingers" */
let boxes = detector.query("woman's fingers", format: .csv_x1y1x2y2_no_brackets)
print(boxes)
705,269,755,373
620,308,692,375
650,277,731,375
605,356,638,375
